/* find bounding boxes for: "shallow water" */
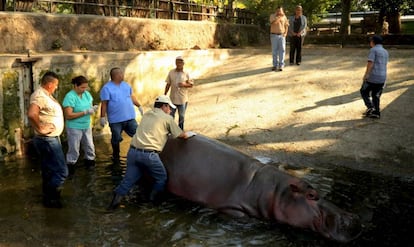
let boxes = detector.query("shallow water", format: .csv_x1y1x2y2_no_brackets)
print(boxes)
0,140,413,246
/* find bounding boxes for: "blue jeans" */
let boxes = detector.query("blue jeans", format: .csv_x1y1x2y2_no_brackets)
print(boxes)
66,127,95,164
109,119,138,144
360,80,384,114
170,102,187,130
32,136,67,190
115,148,167,196
270,34,286,68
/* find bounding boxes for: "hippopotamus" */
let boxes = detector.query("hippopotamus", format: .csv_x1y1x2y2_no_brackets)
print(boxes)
159,134,362,243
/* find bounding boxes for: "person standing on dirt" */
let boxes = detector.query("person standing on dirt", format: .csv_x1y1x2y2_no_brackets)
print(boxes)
269,6,289,71
27,71,67,208
164,56,194,130
107,95,192,210
382,17,389,35
288,5,307,66
62,75,98,177
360,35,389,119
99,67,144,163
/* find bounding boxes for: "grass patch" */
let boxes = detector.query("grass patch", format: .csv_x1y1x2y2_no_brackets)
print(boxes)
402,22,414,34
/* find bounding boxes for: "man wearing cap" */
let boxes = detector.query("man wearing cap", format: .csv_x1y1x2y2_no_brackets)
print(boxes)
360,35,388,119
107,95,191,210
164,56,194,130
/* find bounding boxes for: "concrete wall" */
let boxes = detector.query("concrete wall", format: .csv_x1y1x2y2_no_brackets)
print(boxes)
0,49,240,159
0,11,267,159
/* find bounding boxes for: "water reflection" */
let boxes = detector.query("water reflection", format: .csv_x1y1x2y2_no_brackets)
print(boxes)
0,137,413,246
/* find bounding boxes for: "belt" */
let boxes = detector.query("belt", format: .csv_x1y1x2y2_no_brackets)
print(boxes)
271,33,283,35
130,145,160,153
34,135,58,139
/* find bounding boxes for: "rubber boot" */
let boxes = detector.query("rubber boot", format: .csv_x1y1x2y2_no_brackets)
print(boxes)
42,185,51,207
84,159,95,169
107,192,123,211
43,187,63,208
149,190,163,206
111,143,120,164
67,163,76,178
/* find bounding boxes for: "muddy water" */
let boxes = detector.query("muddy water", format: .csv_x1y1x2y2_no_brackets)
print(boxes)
0,139,412,246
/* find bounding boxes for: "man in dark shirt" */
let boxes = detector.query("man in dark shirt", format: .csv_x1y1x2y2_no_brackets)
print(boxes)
288,5,307,65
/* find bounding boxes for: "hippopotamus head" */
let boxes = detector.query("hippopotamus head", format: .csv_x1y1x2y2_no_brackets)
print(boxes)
274,178,362,242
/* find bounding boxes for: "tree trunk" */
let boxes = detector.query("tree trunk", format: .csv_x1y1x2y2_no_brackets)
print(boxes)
1,0,6,11
388,12,401,34
340,0,351,35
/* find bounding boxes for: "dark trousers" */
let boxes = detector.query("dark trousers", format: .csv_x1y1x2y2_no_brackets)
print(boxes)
170,102,188,130
289,36,304,64
109,119,138,159
360,80,384,114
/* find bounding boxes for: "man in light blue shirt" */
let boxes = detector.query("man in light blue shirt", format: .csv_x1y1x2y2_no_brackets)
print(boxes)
360,35,389,119
100,67,144,163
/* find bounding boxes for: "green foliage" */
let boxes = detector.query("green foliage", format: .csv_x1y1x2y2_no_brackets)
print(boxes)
86,77,101,105
402,21,414,34
52,39,63,50
55,3,75,14
1,71,21,145
241,0,340,28
365,0,412,14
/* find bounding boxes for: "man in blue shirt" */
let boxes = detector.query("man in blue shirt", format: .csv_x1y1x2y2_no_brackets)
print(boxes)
100,67,144,163
360,35,389,119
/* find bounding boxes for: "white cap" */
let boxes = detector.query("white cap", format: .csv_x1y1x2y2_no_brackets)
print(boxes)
155,95,176,109
176,56,184,61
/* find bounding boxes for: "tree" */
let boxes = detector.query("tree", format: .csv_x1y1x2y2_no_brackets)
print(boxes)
1,0,5,11
288,0,342,27
365,0,413,33
339,0,351,34
242,0,338,28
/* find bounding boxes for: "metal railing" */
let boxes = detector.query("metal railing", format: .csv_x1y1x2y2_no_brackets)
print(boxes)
6,0,256,24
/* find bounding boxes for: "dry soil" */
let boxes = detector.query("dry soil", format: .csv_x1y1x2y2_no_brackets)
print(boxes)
185,46,414,178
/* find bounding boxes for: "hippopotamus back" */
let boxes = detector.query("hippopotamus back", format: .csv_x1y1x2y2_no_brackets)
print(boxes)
160,134,361,242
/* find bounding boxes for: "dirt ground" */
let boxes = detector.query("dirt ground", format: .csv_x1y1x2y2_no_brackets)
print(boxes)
184,46,414,178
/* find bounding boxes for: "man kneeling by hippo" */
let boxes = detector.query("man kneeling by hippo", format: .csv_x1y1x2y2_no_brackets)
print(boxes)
107,95,192,210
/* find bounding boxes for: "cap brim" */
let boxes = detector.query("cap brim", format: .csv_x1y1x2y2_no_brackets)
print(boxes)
168,102,176,109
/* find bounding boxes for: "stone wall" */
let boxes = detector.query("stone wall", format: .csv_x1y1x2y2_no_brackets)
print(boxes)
0,12,267,53
0,12,267,159
0,48,246,159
